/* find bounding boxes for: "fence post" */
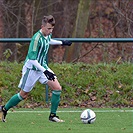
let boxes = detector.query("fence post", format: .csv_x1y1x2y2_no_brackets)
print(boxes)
45,55,49,103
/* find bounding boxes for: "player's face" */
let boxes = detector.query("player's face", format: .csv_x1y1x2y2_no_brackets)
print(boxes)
41,23,54,36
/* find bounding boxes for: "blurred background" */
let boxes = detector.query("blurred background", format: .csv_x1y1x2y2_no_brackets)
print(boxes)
0,0,133,64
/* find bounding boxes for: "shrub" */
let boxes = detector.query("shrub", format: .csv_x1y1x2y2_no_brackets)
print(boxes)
0,61,132,108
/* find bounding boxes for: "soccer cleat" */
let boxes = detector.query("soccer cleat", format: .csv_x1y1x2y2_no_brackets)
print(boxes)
0,106,7,122
49,114,65,122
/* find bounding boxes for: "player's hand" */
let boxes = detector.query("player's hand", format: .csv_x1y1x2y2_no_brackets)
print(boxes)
62,40,72,46
44,70,55,81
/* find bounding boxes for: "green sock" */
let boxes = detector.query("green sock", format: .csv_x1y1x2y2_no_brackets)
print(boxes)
5,93,23,110
50,90,61,115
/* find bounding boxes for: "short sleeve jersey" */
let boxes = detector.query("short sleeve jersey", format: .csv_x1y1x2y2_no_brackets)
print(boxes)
25,30,52,70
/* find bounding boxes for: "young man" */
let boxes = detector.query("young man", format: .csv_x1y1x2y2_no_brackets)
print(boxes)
0,15,72,122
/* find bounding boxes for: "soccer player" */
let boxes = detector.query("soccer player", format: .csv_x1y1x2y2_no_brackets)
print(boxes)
0,15,72,122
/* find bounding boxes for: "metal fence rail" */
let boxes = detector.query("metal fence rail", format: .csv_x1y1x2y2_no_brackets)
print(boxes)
0,38,133,43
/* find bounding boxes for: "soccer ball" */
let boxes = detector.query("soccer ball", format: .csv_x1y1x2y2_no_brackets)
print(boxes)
80,109,96,124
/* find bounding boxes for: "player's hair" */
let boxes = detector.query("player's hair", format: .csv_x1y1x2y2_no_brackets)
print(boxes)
42,15,55,26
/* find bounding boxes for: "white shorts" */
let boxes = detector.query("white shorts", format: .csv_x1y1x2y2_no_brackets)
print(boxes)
18,66,54,92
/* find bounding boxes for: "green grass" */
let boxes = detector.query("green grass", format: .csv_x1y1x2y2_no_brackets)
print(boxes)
0,61,132,107
0,108,132,133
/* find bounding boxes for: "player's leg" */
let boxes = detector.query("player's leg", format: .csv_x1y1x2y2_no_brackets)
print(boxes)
0,67,28,122
4,92,24,110
0,67,41,122
47,79,64,122
4,90,29,111
39,69,64,122
47,79,62,114
0,91,28,122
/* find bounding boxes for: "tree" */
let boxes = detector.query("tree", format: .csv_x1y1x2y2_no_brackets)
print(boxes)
63,0,91,62
0,0,4,59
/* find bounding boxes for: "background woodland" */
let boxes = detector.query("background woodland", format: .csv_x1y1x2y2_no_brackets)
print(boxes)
0,0,133,63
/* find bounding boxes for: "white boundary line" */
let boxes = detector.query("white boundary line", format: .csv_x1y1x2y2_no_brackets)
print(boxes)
8,110,133,113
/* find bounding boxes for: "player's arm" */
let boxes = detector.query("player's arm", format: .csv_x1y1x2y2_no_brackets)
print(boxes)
29,60,45,72
29,60,55,81
50,39,72,46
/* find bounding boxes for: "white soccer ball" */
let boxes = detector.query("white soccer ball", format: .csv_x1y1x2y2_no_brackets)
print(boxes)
80,109,96,124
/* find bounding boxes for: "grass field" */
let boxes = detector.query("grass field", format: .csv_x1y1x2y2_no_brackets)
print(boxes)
0,108,132,133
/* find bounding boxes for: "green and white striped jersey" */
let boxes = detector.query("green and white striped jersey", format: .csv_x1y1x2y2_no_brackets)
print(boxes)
25,30,52,70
